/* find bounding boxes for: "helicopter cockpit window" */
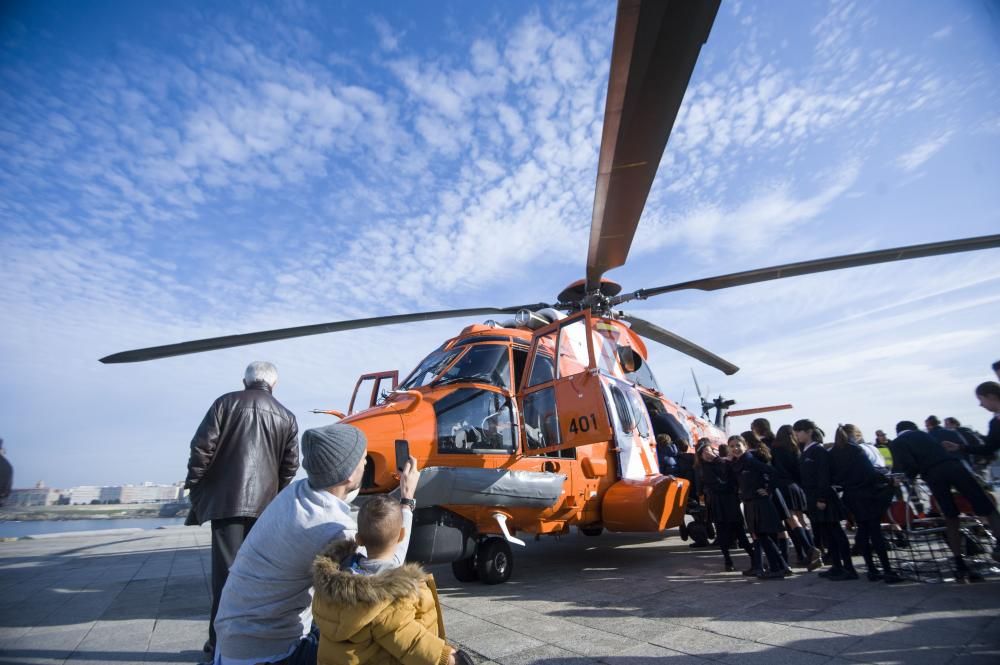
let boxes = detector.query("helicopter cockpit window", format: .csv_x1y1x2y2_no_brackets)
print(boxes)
527,330,557,387
434,388,515,454
521,387,560,450
556,318,590,378
626,388,650,438
373,375,394,406
432,344,511,390
399,348,463,390
351,376,377,414
592,323,626,378
512,346,529,389
625,360,660,393
610,385,635,433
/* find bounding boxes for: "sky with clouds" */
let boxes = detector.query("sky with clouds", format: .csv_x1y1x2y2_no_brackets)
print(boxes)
1,0,998,489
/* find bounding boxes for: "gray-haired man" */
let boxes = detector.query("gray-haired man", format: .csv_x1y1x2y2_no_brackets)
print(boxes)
185,361,299,658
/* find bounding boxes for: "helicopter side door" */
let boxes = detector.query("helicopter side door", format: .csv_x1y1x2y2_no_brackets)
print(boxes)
348,371,399,415
600,377,658,480
517,311,613,456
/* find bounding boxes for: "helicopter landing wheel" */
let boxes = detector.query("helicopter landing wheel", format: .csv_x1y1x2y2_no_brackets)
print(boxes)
476,537,513,584
451,556,479,583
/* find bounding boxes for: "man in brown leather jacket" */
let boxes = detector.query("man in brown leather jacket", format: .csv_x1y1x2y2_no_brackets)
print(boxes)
184,361,299,658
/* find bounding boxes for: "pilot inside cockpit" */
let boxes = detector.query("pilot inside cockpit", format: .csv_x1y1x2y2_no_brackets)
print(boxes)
451,421,480,450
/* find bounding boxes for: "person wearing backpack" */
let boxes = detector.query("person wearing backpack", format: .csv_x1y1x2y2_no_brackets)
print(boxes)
944,416,995,482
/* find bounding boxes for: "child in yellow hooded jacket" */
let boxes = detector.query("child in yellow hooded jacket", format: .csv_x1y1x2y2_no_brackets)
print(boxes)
311,495,465,665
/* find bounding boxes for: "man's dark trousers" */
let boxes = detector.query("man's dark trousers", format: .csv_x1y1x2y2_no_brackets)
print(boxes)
209,517,256,648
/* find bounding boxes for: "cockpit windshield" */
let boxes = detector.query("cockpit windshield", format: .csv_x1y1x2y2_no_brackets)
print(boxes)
398,344,511,391
434,344,510,390
399,348,463,390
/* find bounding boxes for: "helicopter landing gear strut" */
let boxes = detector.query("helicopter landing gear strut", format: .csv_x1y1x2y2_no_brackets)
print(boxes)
451,556,479,582
451,536,514,585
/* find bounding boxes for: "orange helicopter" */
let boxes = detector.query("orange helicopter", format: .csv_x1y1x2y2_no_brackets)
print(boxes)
101,0,1000,584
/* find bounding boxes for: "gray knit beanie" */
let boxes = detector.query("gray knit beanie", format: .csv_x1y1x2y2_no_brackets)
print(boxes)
301,424,367,489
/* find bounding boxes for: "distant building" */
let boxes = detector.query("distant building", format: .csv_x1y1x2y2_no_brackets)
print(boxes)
119,482,181,504
8,484,62,507
68,486,101,504
68,482,182,504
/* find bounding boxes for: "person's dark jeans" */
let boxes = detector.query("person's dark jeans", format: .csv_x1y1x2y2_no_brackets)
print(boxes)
811,519,854,572
209,517,256,648
759,533,787,571
273,626,319,665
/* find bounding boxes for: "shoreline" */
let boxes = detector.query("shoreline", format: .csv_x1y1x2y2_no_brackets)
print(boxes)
0,503,189,522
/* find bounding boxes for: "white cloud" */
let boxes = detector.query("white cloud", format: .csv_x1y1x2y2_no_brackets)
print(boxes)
932,25,953,40
370,16,401,52
895,130,954,172
636,162,860,259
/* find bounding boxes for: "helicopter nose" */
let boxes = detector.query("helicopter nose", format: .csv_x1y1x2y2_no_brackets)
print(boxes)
343,391,433,492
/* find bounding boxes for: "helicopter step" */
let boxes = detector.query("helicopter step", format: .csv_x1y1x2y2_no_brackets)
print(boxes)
602,475,689,532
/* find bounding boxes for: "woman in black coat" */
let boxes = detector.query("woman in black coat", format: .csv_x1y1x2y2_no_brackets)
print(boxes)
696,441,752,572
794,419,859,581
743,428,792,563
769,423,822,569
729,435,789,579
831,426,902,583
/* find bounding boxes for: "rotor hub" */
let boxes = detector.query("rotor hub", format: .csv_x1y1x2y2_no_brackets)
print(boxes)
557,278,622,310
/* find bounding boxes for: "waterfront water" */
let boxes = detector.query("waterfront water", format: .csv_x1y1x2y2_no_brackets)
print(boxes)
0,517,186,538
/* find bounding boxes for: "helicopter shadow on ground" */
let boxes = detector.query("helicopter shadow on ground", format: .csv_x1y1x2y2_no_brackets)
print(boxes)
429,529,1000,664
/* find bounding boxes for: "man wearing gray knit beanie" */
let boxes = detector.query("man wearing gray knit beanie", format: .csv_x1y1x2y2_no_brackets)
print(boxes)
301,424,368,491
212,424,419,665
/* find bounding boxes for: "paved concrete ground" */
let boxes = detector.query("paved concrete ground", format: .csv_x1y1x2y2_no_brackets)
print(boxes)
1,525,998,665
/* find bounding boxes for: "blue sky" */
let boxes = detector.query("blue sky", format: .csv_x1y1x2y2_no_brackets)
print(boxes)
1,1,998,489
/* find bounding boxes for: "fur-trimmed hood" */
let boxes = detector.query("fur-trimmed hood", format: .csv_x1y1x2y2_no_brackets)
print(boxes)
311,538,448,663
312,537,428,607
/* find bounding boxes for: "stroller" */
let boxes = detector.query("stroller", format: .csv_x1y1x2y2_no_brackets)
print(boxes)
886,474,998,582
679,496,714,548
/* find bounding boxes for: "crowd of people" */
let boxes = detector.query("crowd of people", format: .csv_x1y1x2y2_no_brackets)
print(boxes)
673,374,1000,587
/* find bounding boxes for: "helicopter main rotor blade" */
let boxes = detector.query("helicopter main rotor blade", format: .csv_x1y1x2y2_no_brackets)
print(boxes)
100,304,548,364
585,0,720,291
622,313,738,376
617,234,1000,303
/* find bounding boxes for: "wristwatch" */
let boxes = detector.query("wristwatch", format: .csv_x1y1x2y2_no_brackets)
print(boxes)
399,497,416,510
